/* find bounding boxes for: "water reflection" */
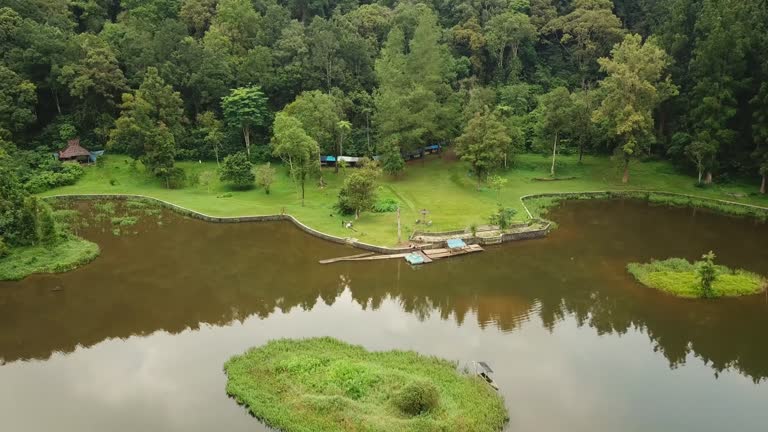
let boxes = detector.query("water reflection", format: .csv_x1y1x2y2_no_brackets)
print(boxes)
1,199,767,390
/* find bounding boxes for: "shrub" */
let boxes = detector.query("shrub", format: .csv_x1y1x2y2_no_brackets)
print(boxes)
255,163,276,194
373,197,399,213
698,251,717,298
25,162,85,193
393,380,441,416
220,152,255,189
165,167,187,189
489,206,517,230
0,236,8,258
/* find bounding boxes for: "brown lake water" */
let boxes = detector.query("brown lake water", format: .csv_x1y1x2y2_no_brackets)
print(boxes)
1,199,767,432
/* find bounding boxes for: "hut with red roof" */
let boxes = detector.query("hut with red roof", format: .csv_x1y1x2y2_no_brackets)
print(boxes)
58,138,91,163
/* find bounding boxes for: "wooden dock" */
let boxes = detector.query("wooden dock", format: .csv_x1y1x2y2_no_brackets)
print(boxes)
319,244,483,265
318,252,375,264
422,244,483,260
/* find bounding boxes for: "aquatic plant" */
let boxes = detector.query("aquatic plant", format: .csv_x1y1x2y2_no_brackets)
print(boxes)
224,337,508,432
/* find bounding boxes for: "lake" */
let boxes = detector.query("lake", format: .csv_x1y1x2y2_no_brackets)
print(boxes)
1,199,767,432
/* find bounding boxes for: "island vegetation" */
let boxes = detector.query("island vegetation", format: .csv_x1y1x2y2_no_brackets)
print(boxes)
2,0,768,267
627,253,767,298
223,337,508,432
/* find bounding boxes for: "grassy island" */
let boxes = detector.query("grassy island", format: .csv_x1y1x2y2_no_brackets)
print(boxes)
627,258,767,298
0,236,99,281
223,338,508,432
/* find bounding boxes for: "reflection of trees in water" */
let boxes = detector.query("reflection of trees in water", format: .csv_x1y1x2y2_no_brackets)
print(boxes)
2,264,766,383
2,200,767,383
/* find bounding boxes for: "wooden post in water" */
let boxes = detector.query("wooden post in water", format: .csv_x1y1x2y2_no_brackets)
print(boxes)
397,206,402,244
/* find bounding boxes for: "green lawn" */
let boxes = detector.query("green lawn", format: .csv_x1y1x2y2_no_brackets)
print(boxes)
224,337,508,432
42,153,768,246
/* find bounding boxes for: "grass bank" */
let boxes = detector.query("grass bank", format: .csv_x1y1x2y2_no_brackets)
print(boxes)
524,191,768,221
43,153,768,246
627,258,767,298
0,236,100,281
224,337,507,432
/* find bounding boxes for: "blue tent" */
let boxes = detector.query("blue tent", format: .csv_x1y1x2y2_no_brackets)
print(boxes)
446,238,467,249
405,252,426,265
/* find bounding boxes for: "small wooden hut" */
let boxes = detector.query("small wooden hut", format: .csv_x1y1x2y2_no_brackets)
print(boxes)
58,138,91,163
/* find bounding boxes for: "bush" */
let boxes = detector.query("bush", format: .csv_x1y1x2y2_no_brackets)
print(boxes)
164,167,187,189
25,162,85,193
0,236,8,258
220,152,255,189
488,206,517,230
373,197,399,213
393,380,441,416
255,163,276,194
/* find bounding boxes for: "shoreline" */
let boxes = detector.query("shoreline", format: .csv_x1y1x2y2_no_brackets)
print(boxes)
44,191,768,252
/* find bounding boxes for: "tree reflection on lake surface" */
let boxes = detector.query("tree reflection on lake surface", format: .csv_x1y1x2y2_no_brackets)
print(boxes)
1,199,767,432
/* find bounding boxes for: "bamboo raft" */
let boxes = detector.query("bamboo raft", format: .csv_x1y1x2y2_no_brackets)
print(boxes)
319,244,483,265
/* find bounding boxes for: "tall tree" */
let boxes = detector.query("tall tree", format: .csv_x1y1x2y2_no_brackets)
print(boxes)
180,0,217,37
58,34,128,127
688,0,749,180
271,112,320,206
221,85,268,157
337,159,381,219
374,9,459,157
544,0,624,88
593,34,678,183
536,87,573,177
196,111,223,165
109,67,184,181
455,107,512,181
484,11,536,81
284,90,342,157
335,120,352,173
0,65,36,135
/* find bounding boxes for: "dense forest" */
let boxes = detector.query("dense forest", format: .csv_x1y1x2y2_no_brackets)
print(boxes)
1,0,767,197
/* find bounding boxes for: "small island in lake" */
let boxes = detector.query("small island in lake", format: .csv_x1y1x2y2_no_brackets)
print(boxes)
223,337,508,432
627,254,767,298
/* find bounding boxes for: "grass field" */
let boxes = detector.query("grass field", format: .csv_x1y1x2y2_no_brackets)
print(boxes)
224,337,508,432
627,258,767,298
42,152,768,246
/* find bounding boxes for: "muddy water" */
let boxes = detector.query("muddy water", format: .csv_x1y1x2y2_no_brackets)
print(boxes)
1,199,767,432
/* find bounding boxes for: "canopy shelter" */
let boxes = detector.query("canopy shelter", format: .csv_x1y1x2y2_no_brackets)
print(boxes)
58,139,91,163
446,238,467,250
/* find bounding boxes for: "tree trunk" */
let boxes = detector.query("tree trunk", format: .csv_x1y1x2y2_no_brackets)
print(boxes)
579,144,584,163
705,171,713,184
355,209,359,220
697,167,703,185
365,114,371,154
53,89,62,115
214,145,220,167
550,131,558,177
761,174,766,194
301,180,305,207
622,157,630,184
243,125,251,156
335,133,342,174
